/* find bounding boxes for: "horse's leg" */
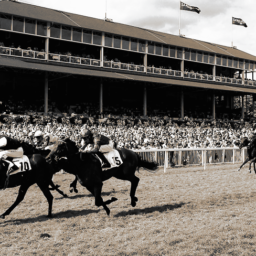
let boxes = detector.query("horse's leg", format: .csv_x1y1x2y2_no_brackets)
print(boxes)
248,157,256,173
37,182,54,218
70,176,78,193
238,157,250,171
49,180,68,198
128,175,140,207
0,184,30,219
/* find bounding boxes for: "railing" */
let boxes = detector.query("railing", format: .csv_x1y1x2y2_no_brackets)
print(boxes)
1,45,255,87
134,147,247,172
0,46,46,60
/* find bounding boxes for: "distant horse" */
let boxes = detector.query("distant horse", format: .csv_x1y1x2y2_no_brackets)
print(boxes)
49,138,158,215
0,154,58,219
238,137,256,173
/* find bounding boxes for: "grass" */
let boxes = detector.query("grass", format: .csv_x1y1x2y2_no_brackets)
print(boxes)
1,164,256,255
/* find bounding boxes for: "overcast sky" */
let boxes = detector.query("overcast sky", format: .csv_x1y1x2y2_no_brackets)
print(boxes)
20,0,256,56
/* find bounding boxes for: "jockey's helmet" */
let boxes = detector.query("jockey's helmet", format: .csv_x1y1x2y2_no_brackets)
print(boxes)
81,129,92,138
34,130,44,138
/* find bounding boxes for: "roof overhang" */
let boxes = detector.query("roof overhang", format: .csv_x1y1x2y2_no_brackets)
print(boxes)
0,56,255,94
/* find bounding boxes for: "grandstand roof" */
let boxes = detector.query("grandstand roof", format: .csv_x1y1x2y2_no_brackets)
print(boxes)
0,56,254,94
0,1,256,62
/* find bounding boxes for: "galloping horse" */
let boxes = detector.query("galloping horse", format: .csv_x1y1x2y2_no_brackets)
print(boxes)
238,137,256,173
0,154,57,219
49,139,158,215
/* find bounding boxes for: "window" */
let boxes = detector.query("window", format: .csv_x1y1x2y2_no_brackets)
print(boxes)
37,21,47,36
191,51,196,61
139,40,145,52
113,35,121,48
163,46,168,56
197,52,202,62
148,43,154,54
122,37,129,50
203,54,208,63
209,54,214,64
228,58,232,67
62,26,71,40
233,59,238,68
105,34,112,47
239,59,243,69
170,47,176,57
245,62,249,70
177,48,182,58
50,24,61,38
155,44,162,55
73,28,82,42
131,39,137,51
216,56,221,65
13,16,24,32
93,32,102,45
222,57,227,66
185,50,190,60
0,14,11,30
83,30,92,43
25,19,35,34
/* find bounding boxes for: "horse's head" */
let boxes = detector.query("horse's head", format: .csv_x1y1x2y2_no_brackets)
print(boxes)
239,137,249,149
47,141,68,162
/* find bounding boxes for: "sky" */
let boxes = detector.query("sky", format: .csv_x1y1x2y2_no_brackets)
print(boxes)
18,0,256,56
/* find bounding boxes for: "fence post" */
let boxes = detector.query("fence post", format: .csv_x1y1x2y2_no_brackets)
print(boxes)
204,150,207,170
164,151,168,173
242,148,245,162
155,151,157,162
233,149,235,164
178,151,182,165
201,150,204,166
222,149,225,163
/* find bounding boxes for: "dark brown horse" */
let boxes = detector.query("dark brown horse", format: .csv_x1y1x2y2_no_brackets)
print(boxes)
238,137,256,173
49,139,158,215
0,154,58,219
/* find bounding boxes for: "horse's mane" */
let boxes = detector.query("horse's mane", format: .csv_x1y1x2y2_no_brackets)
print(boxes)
21,141,50,157
63,138,79,154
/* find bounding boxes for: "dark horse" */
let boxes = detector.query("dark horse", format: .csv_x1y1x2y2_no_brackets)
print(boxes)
0,154,56,219
49,139,158,215
238,137,256,173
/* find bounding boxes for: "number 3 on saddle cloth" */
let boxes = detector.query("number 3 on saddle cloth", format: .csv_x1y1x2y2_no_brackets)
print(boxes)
4,156,32,175
96,149,123,170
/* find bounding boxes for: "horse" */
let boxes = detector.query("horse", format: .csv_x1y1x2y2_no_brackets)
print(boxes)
48,138,158,215
0,153,58,219
238,137,256,173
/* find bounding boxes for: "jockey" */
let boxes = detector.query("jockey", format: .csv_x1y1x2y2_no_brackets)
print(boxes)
80,129,115,168
34,131,59,150
0,136,23,172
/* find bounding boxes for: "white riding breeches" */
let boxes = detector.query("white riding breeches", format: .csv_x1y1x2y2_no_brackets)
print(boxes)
0,147,24,159
99,140,115,153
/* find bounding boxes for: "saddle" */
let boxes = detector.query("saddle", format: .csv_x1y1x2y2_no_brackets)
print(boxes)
4,156,32,175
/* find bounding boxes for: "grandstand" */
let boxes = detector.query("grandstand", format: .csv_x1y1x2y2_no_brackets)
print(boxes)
0,0,256,119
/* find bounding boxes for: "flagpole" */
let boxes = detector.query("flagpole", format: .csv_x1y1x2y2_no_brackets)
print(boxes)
231,17,233,47
179,1,181,35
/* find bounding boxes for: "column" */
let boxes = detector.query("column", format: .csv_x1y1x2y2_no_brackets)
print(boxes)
99,80,103,113
143,54,147,73
180,48,184,77
252,71,254,81
44,72,48,114
212,94,216,119
181,90,184,119
100,33,104,67
241,95,244,119
253,94,256,118
212,65,216,81
45,22,50,60
143,84,147,116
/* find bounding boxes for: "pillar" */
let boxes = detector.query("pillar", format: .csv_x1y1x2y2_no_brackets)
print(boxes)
181,90,184,119
143,54,147,72
45,22,50,60
212,94,216,119
252,71,254,81
241,95,244,119
212,65,216,80
99,80,103,113
143,84,147,116
44,72,48,114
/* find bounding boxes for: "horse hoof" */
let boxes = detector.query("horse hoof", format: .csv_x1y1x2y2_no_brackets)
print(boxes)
134,197,138,202
111,197,118,202
63,194,68,198
238,169,241,172
0,215,5,219
106,209,110,216
70,189,74,193
74,189,78,193
131,201,136,207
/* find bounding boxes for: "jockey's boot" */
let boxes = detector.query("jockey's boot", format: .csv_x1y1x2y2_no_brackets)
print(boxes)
96,152,110,168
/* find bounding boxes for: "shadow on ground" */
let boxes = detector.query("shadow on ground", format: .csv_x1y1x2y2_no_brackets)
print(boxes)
114,203,186,217
0,208,100,227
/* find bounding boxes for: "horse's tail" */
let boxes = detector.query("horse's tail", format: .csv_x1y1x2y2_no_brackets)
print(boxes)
136,153,158,172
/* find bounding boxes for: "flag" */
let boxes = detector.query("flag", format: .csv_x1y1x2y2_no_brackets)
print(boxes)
232,17,247,27
180,1,201,14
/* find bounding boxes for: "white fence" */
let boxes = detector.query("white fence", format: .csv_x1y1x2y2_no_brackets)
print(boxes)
134,147,247,172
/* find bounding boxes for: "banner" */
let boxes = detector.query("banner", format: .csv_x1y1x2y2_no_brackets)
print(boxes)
232,17,247,27
180,2,201,14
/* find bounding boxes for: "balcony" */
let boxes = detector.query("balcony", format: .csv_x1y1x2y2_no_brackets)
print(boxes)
0,45,255,87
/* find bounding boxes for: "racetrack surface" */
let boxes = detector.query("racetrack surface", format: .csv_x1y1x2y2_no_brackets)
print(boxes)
1,164,256,256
